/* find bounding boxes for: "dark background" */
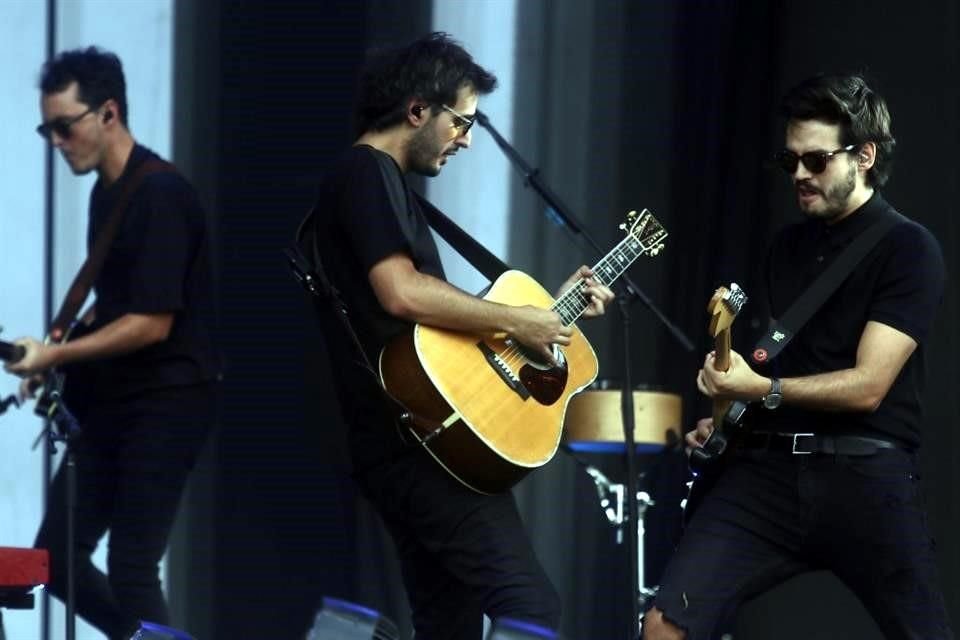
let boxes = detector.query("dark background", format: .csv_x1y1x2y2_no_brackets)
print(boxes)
163,1,959,638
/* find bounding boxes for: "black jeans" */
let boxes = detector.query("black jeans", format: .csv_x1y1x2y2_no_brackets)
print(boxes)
358,447,561,640
35,383,215,640
650,447,953,640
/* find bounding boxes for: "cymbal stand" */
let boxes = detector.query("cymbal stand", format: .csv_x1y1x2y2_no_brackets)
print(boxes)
583,465,659,630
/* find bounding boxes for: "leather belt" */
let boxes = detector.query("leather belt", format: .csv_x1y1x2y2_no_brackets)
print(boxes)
739,432,905,456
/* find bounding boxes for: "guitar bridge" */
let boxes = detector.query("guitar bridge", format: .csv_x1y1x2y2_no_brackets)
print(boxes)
476,341,530,400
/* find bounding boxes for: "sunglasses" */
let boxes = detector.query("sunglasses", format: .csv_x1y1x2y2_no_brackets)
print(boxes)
439,103,476,135
773,144,858,175
36,107,98,141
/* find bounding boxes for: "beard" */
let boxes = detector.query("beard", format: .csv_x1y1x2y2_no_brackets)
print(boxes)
798,161,857,221
406,126,443,177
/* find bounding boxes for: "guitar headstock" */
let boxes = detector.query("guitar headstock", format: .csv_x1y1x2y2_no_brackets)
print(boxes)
620,209,667,257
707,283,748,338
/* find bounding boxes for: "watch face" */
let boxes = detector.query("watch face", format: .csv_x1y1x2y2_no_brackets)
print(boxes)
763,394,782,409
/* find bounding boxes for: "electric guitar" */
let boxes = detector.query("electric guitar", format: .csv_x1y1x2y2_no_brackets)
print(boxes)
379,209,668,494
0,324,92,423
689,283,748,471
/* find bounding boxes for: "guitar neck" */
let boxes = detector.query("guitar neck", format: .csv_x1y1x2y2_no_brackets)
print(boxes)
552,233,645,325
712,330,732,427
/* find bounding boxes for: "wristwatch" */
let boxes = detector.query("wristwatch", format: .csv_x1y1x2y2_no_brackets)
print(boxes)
762,377,782,410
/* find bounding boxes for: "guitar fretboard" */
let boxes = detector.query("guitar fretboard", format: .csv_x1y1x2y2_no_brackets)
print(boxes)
552,218,665,325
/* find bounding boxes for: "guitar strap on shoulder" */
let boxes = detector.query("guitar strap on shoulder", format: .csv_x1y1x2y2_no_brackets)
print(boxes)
750,210,900,366
288,209,448,441
289,207,377,379
413,194,511,282
368,147,512,282
50,158,176,336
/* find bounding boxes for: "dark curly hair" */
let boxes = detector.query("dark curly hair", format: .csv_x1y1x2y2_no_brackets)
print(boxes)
354,32,497,136
780,74,896,187
39,46,129,127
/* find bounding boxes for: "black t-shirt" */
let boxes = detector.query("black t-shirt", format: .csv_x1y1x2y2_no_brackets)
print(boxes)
752,192,945,448
85,144,218,397
301,145,445,462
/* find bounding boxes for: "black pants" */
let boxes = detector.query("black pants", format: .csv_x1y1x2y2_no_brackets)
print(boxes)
35,383,215,640
650,447,953,640
358,447,561,640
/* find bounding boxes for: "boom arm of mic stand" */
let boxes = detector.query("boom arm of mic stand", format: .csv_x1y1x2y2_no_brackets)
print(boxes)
475,110,694,353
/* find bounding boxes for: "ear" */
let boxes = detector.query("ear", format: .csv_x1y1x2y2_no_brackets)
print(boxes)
407,100,428,126
857,142,877,171
100,99,120,126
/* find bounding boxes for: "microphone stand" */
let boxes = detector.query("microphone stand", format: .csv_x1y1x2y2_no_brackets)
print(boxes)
40,393,82,640
476,111,694,639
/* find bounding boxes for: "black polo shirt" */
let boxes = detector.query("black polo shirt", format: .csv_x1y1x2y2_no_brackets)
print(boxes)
301,145,445,463
85,144,218,398
752,192,945,448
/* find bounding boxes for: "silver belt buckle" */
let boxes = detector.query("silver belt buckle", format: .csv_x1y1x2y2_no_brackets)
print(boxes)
791,433,815,454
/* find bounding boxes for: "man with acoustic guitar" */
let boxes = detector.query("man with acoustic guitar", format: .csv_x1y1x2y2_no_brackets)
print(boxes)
3,47,217,640
296,32,614,639
643,75,952,639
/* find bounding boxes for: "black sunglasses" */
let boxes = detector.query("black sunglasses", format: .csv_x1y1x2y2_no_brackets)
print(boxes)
773,144,858,175
36,107,98,141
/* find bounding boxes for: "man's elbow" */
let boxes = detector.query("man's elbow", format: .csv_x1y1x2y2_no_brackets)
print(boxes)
856,387,887,413
378,290,418,321
141,315,174,345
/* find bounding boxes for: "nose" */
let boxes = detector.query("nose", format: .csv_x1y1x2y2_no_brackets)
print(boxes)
456,128,472,149
48,131,66,148
791,161,812,182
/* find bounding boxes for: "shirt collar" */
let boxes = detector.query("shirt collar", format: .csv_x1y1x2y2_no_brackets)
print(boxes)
819,191,889,246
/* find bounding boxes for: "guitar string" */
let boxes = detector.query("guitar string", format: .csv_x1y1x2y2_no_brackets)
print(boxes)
494,231,651,372
493,229,655,374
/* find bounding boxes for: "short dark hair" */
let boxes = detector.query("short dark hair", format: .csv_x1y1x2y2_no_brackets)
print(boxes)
353,32,497,136
780,74,895,187
39,46,128,127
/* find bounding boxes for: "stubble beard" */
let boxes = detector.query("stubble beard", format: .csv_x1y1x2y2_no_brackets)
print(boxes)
801,162,857,222
407,126,443,178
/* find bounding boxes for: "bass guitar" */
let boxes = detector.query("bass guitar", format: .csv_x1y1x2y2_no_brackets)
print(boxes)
379,209,668,494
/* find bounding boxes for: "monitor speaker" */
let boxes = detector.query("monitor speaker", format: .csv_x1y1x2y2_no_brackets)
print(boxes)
306,596,399,640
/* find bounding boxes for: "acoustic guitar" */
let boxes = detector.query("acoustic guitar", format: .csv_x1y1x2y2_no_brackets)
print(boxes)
379,209,668,493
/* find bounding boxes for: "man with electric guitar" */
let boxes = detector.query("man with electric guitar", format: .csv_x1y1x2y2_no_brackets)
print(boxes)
644,75,953,639
3,48,218,640
295,33,618,639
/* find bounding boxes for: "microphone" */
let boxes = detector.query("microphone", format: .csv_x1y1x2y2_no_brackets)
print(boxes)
0,342,26,364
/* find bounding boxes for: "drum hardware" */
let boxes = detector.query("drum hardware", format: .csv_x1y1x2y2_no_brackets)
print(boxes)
563,384,682,633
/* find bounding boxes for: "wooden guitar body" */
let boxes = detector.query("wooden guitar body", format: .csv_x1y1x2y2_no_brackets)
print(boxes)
380,209,668,493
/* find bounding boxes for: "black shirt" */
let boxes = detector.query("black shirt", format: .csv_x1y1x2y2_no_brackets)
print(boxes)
306,145,445,357
301,145,445,464
753,192,945,448
86,144,218,397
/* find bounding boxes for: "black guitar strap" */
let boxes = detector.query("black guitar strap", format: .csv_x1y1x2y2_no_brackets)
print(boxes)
368,147,511,281
413,193,510,282
749,209,900,366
